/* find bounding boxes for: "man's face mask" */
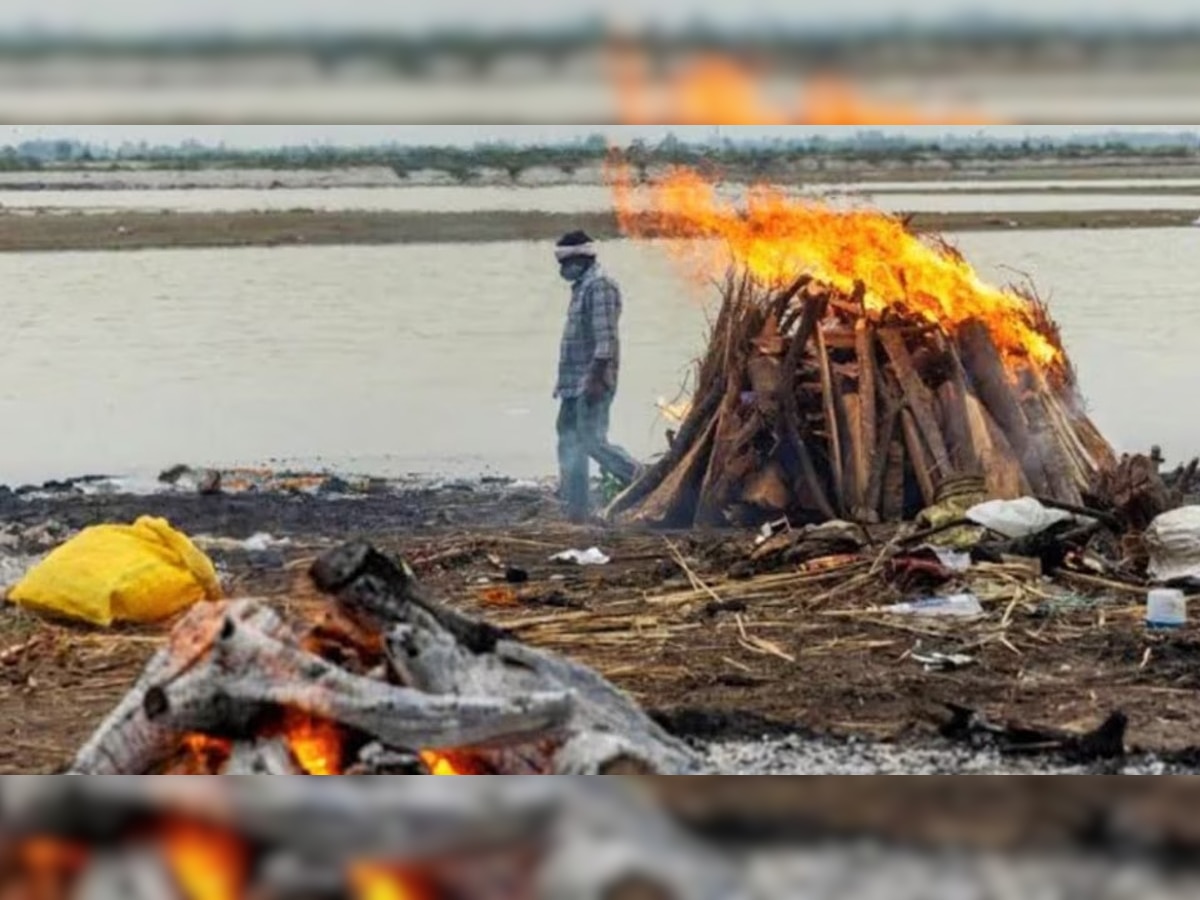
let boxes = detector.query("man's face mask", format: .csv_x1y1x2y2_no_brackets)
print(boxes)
559,258,592,283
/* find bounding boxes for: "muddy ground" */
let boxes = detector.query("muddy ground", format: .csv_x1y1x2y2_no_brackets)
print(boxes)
0,207,1194,255
1,480,1198,777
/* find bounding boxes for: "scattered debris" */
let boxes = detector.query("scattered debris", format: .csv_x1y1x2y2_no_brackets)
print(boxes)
886,594,984,618
941,705,1128,764
911,651,977,672
550,547,611,566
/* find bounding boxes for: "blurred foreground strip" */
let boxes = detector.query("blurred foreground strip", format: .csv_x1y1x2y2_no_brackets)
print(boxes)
9,779,1200,898
0,778,741,900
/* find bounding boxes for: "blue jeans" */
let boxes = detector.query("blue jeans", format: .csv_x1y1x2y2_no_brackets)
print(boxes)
557,393,640,520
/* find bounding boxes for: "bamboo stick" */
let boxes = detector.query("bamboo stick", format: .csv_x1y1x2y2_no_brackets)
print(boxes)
900,408,938,507
863,397,900,523
605,384,723,519
881,430,907,521
781,293,837,520
1023,390,1083,505
956,319,1051,496
878,330,954,486
936,380,977,477
964,393,1025,499
625,413,720,527
816,325,848,513
770,274,814,323
843,392,864,517
855,319,878,515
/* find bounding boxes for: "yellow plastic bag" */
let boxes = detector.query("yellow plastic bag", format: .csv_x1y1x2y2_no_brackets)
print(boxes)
9,517,222,627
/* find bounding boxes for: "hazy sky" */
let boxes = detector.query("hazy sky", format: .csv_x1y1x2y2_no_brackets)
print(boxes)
2,0,1198,34
1,125,1196,149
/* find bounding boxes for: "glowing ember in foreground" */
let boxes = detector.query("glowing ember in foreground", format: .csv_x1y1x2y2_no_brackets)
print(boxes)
350,864,428,900
16,837,86,898
162,819,247,900
174,733,233,773
284,711,344,775
612,166,1064,371
421,750,485,775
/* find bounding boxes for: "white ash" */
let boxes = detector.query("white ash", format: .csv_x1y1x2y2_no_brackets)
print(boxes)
702,735,1197,775
748,846,1200,900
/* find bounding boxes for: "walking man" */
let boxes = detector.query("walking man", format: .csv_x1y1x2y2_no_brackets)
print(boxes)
553,231,641,524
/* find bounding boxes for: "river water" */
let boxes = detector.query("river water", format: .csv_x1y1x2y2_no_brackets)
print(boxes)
0,228,1195,485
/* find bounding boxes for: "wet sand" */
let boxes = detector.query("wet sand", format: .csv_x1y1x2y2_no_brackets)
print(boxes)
0,207,1195,253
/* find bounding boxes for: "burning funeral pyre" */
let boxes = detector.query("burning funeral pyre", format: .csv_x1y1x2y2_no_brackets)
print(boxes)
606,169,1118,529
1,543,734,900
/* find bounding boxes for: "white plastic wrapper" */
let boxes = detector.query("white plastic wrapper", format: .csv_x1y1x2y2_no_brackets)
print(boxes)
966,497,1080,540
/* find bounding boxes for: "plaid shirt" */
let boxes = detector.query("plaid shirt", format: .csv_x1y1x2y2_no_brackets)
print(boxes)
555,264,622,400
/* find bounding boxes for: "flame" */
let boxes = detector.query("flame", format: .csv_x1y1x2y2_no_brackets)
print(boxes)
161,819,247,900
349,864,430,900
420,750,486,776
15,838,86,900
284,710,344,775
611,165,1063,371
612,50,997,125
169,733,233,774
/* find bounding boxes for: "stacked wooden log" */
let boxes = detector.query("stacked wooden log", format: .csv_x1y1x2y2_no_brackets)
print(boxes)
609,273,1117,529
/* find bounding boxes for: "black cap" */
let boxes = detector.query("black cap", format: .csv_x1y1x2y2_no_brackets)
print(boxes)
557,230,594,248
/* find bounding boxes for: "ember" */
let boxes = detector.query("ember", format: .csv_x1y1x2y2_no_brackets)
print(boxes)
161,819,247,900
605,166,1116,528
283,710,345,775
420,751,486,776
3,779,738,900
349,864,430,900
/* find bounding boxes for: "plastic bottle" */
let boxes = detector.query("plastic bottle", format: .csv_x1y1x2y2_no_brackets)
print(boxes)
1147,589,1188,629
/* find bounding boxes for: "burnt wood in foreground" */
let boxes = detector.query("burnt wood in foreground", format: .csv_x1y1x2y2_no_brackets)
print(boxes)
69,599,573,775
2,779,744,900
70,541,701,776
321,542,704,775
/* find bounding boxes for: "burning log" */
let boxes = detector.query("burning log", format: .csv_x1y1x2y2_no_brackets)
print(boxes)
67,541,700,778
2,779,745,900
70,599,573,776
606,271,1116,529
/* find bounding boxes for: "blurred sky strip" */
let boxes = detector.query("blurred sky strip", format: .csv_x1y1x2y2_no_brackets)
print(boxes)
0,1,1196,123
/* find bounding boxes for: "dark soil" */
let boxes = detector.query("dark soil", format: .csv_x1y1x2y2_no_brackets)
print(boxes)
2,484,1200,774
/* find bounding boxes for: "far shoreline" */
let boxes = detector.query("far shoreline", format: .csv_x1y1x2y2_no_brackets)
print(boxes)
0,207,1195,253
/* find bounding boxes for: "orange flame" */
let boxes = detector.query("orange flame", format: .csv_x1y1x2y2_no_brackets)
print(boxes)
15,838,86,900
349,863,431,900
284,710,344,775
170,733,233,774
161,819,247,900
611,165,1063,371
612,50,997,125
420,750,486,776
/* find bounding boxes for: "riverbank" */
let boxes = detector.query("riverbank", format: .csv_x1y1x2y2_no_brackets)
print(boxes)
1,479,1197,775
0,206,1195,253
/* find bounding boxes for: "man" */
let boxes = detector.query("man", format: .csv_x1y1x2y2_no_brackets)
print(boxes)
553,230,641,524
